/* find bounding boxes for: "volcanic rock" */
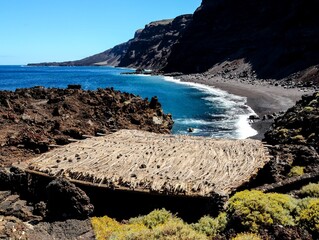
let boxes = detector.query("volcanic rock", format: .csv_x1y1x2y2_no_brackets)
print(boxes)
0,87,173,166
46,178,94,220
263,92,319,182
164,0,319,80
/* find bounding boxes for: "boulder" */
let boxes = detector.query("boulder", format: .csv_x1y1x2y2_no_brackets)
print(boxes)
46,178,94,220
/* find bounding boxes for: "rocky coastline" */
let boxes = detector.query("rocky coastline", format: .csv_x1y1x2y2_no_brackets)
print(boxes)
0,86,173,167
174,71,316,140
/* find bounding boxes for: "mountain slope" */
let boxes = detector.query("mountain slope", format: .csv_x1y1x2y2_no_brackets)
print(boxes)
28,15,192,69
28,41,131,67
118,14,192,70
164,0,319,79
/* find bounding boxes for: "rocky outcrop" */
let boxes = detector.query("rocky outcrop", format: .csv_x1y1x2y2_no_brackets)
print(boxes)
0,188,95,240
28,15,192,69
164,0,319,80
261,92,319,182
46,178,94,220
0,86,173,166
118,15,192,70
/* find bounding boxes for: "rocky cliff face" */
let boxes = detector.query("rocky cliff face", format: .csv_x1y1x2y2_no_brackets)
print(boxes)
28,15,192,69
29,0,319,81
261,92,319,183
164,0,319,79
118,15,192,70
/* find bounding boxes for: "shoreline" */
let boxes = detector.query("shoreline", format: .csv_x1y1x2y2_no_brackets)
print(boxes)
177,74,313,140
161,75,258,139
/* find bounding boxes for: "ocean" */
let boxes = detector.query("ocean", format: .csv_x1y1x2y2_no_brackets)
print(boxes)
0,65,257,139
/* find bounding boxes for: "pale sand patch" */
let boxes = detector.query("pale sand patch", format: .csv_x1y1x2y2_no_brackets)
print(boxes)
21,130,270,197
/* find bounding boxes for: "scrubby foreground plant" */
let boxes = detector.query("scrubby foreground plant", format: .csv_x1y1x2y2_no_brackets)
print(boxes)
226,190,297,232
91,209,209,240
91,187,319,239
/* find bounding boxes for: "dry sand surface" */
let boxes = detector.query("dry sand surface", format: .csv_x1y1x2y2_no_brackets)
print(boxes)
22,130,270,197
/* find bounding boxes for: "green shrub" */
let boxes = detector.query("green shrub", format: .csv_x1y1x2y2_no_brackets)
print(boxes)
128,209,173,229
288,166,305,177
298,198,319,234
309,99,318,107
192,212,227,237
150,218,208,240
304,106,314,112
226,190,297,232
300,183,319,198
291,135,306,143
91,209,208,240
277,128,289,138
232,232,262,240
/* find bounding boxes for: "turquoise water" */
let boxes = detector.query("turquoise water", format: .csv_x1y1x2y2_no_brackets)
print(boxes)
0,65,257,138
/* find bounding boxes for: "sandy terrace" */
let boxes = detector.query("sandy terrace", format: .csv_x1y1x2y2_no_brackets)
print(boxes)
21,130,270,197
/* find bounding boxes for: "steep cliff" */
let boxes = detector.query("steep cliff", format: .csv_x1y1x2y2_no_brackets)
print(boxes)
164,0,319,79
118,14,192,70
28,15,192,69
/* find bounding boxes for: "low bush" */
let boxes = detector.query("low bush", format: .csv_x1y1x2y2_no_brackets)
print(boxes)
192,212,227,237
300,182,319,198
128,208,173,229
226,190,297,232
91,209,208,240
291,135,306,144
288,166,304,177
232,232,262,240
298,198,319,235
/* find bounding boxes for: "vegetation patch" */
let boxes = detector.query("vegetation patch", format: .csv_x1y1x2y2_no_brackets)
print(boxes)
300,182,319,198
298,198,319,235
226,190,297,232
192,213,227,237
91,190,319,239
232,232,262,240
288,166,305,177
91,209,208,240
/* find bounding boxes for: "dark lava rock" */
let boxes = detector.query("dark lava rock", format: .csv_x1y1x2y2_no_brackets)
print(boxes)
261,92,319,183
149,96,161,109
271,225,312,240
164,0,319,80
0,191,41,222
46,178,94,220
29,219,95,240
0,87,173,166
265,92,319,148
118,15,192,70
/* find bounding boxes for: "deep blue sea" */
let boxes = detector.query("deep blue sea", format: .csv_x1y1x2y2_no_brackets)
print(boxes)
0,65,257,139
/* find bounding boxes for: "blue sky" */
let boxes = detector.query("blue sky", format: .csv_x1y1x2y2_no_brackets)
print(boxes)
0,1,201,65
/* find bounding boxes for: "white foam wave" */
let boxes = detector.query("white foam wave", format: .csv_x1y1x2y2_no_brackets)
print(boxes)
174,118,212,125
236,115,258,139
161,76,258,139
